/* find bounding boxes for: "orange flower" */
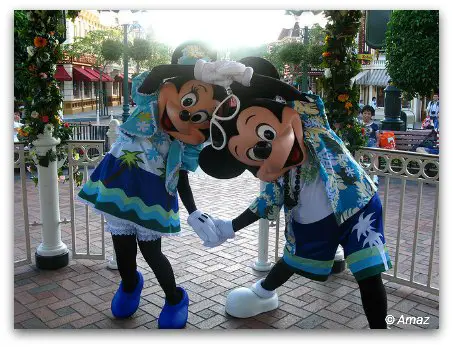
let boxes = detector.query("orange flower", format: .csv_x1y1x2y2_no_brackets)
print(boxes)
338,94,349,102
322,52,331,58
345,101,353,109
49,31,55,36
34,36,48,48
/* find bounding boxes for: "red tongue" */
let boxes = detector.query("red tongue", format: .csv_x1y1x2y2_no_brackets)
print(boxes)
290,146,300,163
163,115,172,130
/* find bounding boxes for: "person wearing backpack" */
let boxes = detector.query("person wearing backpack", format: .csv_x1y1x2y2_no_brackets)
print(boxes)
426,91,439,131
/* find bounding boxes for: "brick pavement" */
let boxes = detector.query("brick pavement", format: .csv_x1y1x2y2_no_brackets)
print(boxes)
14,170,439,329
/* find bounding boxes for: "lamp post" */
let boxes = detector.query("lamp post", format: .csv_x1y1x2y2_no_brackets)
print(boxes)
117,10,133,123
122,23,130,122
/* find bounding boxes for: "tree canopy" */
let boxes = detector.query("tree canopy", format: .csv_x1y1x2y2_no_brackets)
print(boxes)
385,10,439,98
65,29,123,68
129,38,152,73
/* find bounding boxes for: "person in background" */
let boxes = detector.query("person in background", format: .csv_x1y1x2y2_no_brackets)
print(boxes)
359,99,365,111
14,110,23,142
370,96,378,110
361,105,379,186
426,91,439,131
307,86,314,94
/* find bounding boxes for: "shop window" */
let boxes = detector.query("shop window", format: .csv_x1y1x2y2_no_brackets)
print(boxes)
73,81,81,99
113,82,119,96
84,82,92,98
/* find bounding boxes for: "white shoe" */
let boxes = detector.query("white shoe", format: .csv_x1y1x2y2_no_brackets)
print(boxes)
225,280,279,318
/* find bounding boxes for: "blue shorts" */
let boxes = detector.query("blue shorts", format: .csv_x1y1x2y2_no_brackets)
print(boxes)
283,194,392,282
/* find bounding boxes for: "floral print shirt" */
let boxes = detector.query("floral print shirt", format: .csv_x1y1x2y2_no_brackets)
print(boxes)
249,94,377,227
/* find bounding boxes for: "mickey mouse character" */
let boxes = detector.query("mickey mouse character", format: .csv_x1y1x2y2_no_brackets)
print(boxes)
199,59,393,329
77,42,232,329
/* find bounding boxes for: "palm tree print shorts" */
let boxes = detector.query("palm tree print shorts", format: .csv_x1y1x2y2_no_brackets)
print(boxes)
282,193,392,282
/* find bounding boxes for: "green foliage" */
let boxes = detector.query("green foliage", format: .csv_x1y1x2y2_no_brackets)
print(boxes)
263,45,284,74
14,10,78,166
143,41,172,70
129,38,152,72
65,29,123,68
321,10,366,153
385,10,439,98
101,39,123,63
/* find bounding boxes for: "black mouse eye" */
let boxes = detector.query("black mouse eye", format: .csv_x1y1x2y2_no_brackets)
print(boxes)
190,111,209,124
181,92,197,107
256,124,276,142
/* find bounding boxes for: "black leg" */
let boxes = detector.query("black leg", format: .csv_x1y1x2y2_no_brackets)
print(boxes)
137,238,182,305
357,274,388,329
261,259,295,291
112,234,139,293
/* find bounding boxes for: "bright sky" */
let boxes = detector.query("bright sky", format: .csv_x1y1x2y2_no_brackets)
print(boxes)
100,10,328,50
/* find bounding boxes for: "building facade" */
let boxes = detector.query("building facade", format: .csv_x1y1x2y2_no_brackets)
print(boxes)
56,10,135,115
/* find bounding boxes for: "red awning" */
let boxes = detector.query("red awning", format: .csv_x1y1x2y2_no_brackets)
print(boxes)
86,68,114,82
114,73,132,83
55,65,72,81
72,66,97,82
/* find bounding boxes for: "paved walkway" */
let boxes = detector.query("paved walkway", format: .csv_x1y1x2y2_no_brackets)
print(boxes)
14,169,439,330
62,105,135,125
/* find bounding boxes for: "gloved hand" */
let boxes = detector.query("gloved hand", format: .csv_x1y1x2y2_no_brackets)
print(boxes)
198,215,235,248
187,210,220,245
194,59,253,89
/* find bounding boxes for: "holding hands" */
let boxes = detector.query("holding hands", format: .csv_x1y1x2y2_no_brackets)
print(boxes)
187,210,235,248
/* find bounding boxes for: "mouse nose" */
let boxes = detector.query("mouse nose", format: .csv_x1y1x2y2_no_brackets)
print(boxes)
254,141,272,160
179,110,191,121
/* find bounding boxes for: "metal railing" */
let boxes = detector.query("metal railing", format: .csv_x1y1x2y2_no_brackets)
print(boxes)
13,142,31,266
354,147,439,294
67,140,106,260
14,119,120,267
69,122,109,153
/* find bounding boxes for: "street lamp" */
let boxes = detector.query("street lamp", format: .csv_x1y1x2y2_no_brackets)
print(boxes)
117,10,133,123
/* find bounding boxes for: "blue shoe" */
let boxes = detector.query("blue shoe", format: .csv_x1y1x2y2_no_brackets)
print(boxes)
158,287,189,329
111,271,144,319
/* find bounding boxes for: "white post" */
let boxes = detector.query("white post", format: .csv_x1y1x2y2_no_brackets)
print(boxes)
413,96,421,123
33,125,69,269
252,181,273,272
106,118,120,270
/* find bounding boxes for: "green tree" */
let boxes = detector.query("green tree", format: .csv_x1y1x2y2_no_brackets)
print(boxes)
272,23,326,82
143,41,172,70
385,10,439,98
129,38,152,74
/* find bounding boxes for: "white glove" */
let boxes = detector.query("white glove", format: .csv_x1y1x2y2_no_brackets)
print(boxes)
187,210,220,245
212,217,235,240
200,215,235,248
194,59,253,89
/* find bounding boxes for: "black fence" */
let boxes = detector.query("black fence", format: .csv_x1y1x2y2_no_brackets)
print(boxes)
69,122,110,153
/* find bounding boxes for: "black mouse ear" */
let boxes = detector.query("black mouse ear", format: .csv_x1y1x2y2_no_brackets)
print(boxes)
137,64,195,94
248,74,312,102
199,145,246,179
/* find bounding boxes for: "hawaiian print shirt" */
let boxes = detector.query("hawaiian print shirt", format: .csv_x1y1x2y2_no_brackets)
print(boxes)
249,94,377,228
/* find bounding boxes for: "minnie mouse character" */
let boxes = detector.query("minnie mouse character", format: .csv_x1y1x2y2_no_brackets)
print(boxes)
199,58,392,329
77,42,242,329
